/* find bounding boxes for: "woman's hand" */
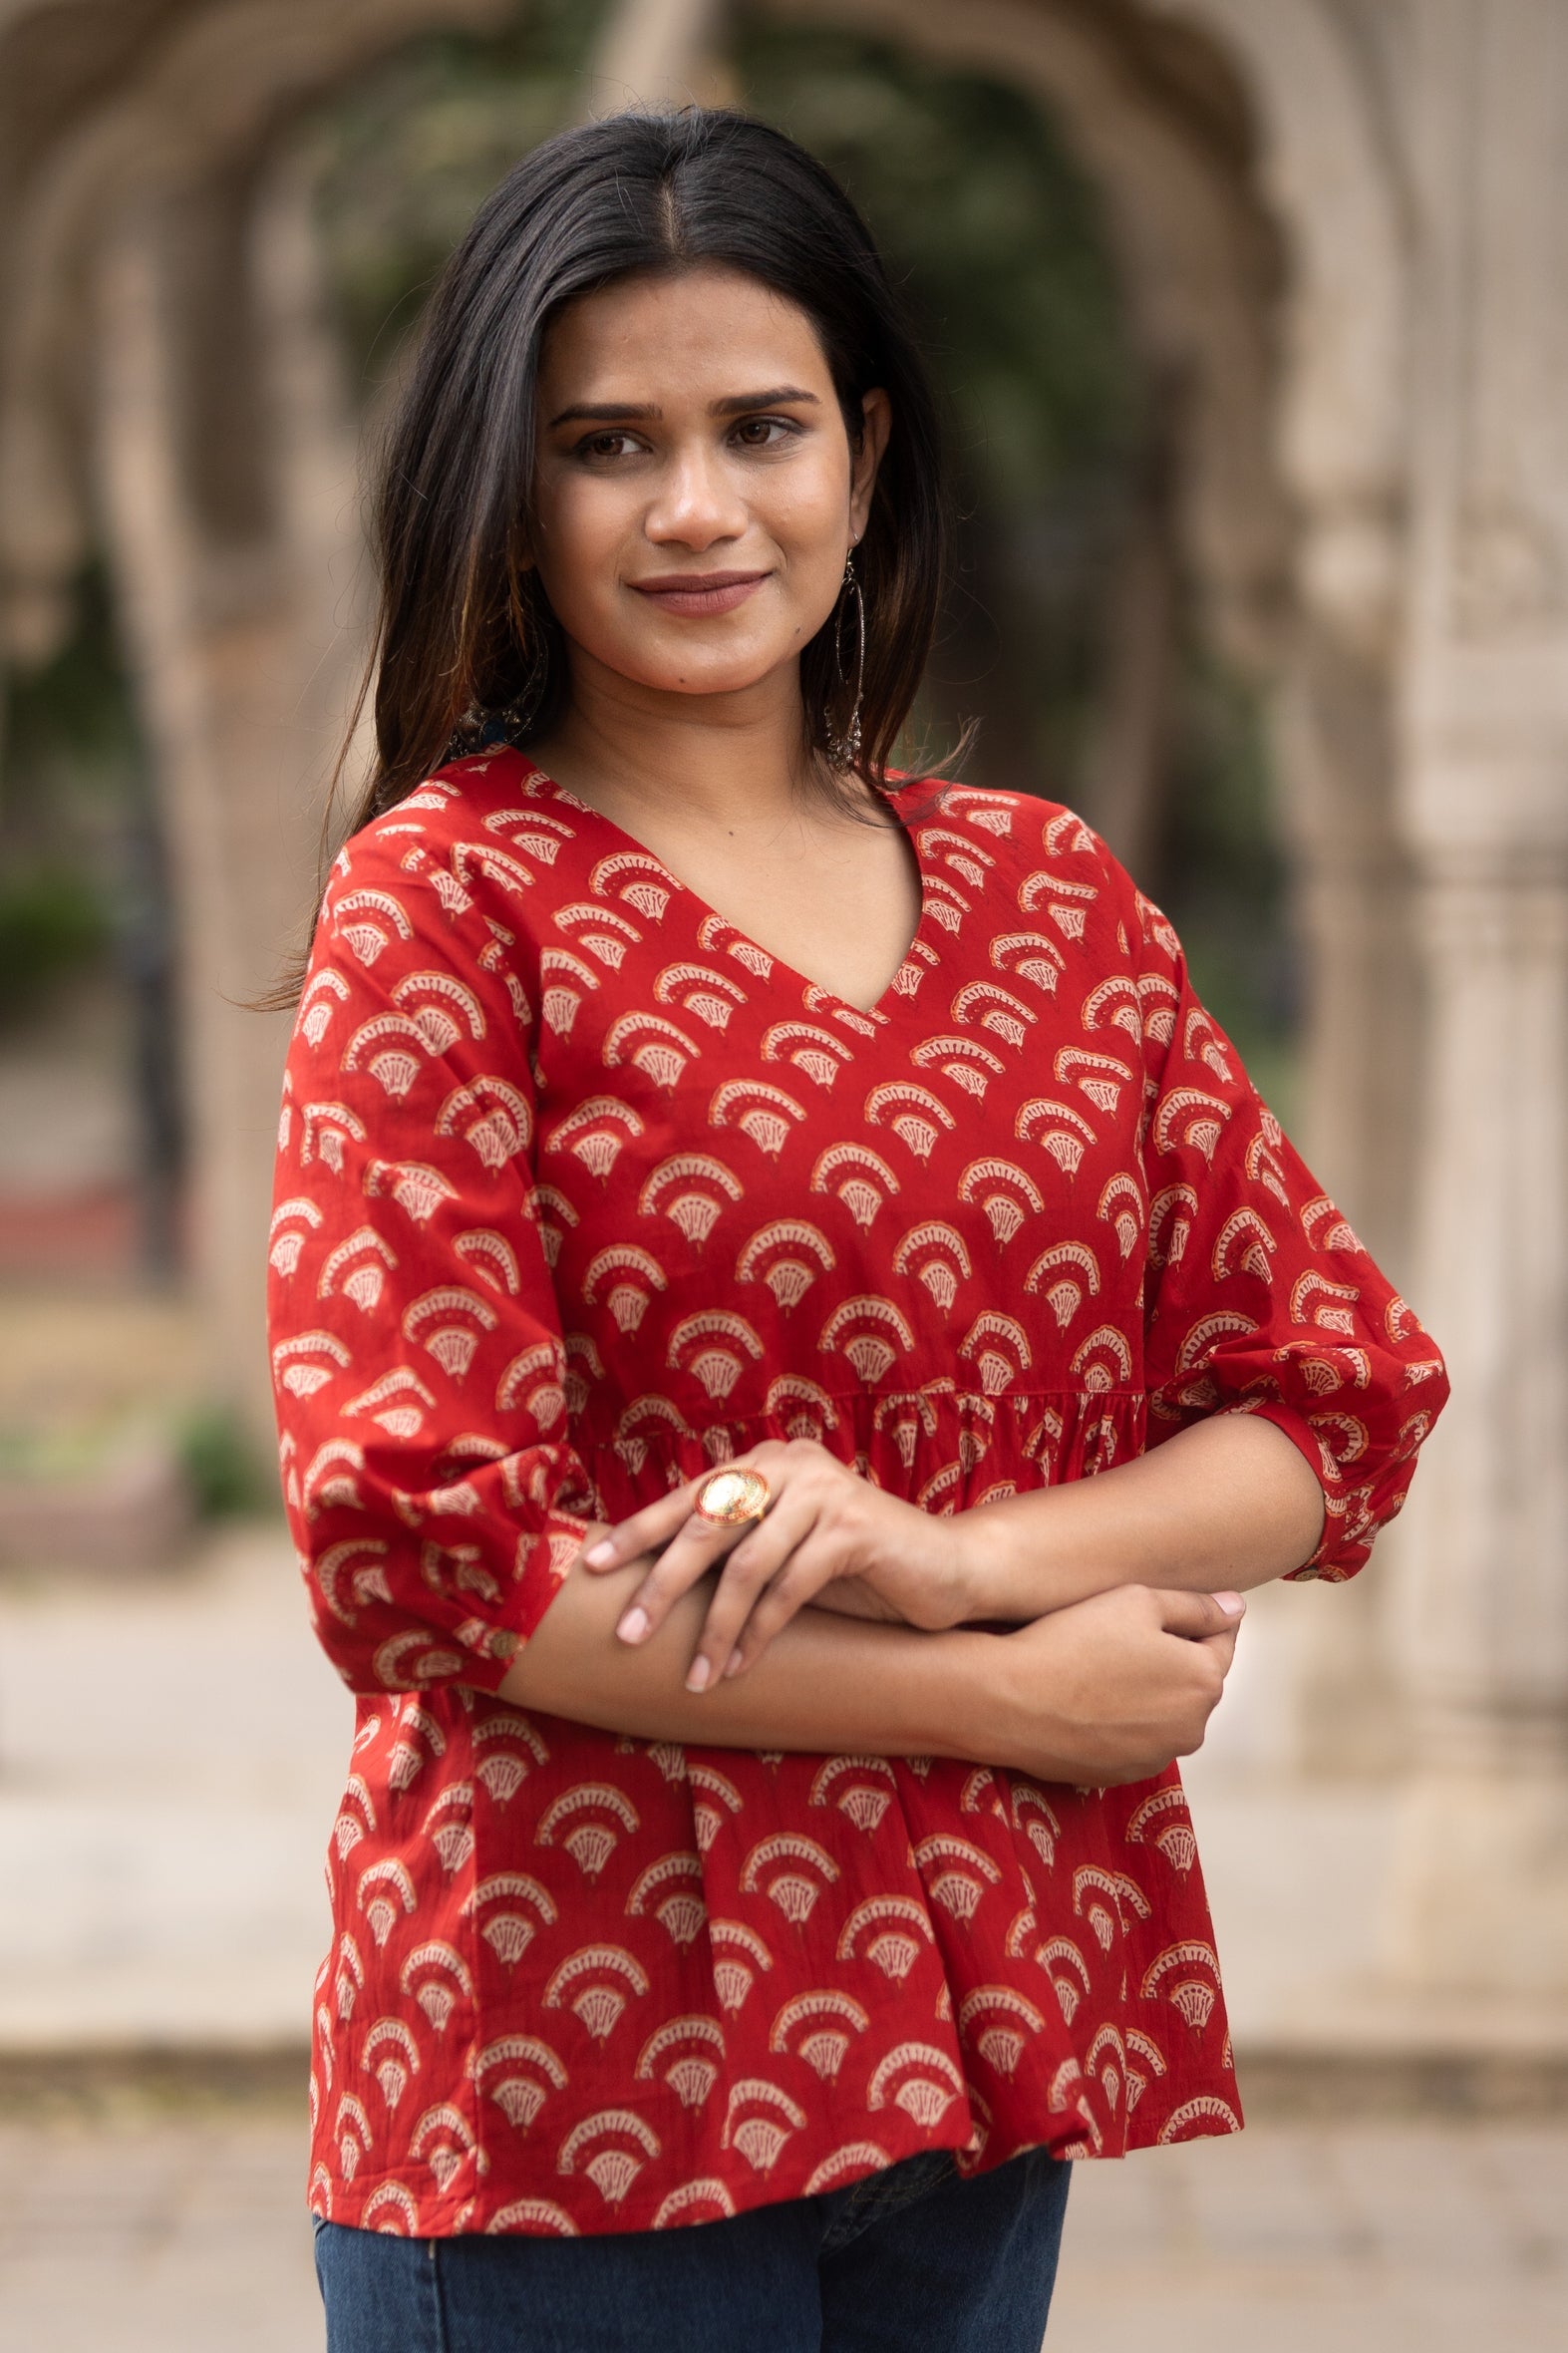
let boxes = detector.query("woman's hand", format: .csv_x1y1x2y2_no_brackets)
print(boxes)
991,1584,1245,1785
578,1441,977,1693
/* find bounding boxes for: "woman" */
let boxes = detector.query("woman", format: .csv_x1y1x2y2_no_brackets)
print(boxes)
269,108,1447,2351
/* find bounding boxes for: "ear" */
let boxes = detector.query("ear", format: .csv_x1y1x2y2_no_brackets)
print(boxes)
849,388,892,541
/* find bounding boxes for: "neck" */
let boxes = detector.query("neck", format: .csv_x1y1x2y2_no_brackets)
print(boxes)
532,650,835,839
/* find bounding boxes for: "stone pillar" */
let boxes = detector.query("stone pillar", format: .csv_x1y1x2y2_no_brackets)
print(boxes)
1380,0,1568,2009
1271,634,1419,1290
94,151,367,1447
1159,0,1422,1776
1386,853,1568,1999
1268,629,1422,1778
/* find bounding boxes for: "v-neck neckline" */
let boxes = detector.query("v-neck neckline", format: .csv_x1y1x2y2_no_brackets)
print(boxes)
508,750,937,1026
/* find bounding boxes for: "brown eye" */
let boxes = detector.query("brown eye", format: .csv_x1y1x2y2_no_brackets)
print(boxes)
732,417,792,449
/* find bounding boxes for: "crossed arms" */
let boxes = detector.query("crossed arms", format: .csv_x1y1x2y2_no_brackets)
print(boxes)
498,1411,1324,1783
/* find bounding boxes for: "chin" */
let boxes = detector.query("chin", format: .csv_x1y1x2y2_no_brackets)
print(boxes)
620,649,787,699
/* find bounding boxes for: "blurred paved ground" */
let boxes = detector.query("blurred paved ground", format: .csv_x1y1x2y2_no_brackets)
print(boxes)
3,1517,1566,2347
0,2104,1564,2352
0,1523,347,2047
0,1514,1481,2052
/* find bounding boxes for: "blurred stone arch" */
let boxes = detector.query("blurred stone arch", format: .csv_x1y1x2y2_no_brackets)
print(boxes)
767,0,1418,1249
0,0,1413,1384
6,0,1566,2021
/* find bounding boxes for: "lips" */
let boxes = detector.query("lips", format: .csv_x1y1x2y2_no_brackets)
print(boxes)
628,570,770,617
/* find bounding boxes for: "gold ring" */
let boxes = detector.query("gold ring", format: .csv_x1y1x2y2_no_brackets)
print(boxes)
692,1466,772,1526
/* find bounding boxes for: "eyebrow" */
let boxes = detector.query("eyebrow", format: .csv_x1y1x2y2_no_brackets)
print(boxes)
545,386,822,429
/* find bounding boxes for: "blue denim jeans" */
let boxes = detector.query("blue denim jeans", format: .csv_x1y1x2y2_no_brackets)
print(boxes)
314,2143,1072,2351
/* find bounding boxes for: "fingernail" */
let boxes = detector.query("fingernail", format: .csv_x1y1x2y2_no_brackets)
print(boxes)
685,1654,712,1693
1215,1591,1245,1617
722,1646,744,1680
583,1539,614,1567
616,1606,649,1644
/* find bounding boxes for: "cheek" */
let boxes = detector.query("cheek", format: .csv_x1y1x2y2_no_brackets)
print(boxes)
529,476,628,625
758,466,854,622
766,454,850,551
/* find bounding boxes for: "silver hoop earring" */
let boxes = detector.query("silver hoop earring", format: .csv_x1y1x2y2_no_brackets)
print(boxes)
444,646,549,765
827,548,865,771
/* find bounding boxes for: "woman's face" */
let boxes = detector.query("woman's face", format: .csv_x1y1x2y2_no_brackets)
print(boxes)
529,262,889,711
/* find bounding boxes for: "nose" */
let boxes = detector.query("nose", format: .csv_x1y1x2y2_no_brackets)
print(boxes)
644,436,748,551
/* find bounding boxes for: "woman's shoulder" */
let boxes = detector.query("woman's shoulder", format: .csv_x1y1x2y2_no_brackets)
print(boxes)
895,777,1155,936
318,749,580,961
894,775,1109,857
333,748,556,870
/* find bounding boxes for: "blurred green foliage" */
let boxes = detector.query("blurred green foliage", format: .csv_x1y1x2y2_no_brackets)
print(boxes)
740,26,1137,493
316,0,607,393
0,866,110,1017
177,1407,272,1518
1159,651,1295,1115
738,24,1140,787
5,567,144,782
0,1404,268,1522
0,565,147,1020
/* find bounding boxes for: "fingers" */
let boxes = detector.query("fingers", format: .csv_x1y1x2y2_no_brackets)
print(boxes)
1199,1622,1241,1676
579,1484,707,1571
586,1444,840,1678
1156,1587,1242,1699
1150,1587,1246,1642
612,1484,819,1682
609,1504,761,1650
580,1447,792,1582
720,1534,843,1682
583,1457,779,1645
683,1495,827,1693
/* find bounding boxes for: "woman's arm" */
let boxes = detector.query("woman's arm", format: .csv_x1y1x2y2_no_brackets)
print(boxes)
945,1412,1325,1625
496,1538,1245,1786
574,1419,1309,1685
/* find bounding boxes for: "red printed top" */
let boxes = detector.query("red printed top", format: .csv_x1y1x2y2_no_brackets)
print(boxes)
268,750,1446,2238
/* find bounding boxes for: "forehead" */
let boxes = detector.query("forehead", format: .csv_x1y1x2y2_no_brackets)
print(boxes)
538,263,832,398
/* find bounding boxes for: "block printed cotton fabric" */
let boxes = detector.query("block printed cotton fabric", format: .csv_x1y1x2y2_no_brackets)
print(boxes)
269,751,1447,2238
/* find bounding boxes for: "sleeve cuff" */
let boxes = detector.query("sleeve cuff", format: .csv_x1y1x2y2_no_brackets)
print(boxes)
447,1507,597,1695
1224,1399,1359,1582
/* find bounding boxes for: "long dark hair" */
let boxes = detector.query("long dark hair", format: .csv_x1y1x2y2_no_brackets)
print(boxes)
265,109,955,1002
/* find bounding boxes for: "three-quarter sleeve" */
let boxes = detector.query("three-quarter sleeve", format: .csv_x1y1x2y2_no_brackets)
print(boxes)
1115,860,1448,1581
267,817,597,1694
